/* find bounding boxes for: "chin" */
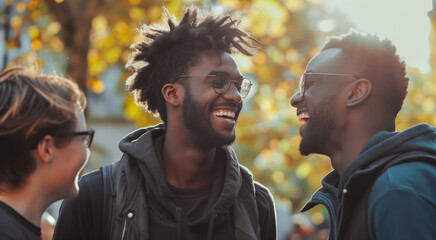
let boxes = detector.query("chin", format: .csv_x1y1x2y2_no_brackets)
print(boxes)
201,131,236,149
299,145,311,156
299,138,318,156
216,130,236,147
219,137,235,148
299,140,329,156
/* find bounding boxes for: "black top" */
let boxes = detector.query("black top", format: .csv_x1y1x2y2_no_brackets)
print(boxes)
167,182,213,219
0,201,41,240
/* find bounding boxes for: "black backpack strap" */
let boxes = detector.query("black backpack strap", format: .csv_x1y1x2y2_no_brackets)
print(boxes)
236,165,261,240
102,163,116,240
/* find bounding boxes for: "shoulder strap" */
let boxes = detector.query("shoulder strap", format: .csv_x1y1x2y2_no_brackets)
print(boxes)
235,166,261,240
101,158,148,240
102,162,118,240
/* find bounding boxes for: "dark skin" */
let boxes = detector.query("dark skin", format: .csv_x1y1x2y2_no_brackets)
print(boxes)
290,48,396,175
161,49,243,189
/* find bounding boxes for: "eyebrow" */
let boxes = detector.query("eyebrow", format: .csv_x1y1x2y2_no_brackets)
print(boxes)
208,71,244,79
305,74,321,81
207,70,230,76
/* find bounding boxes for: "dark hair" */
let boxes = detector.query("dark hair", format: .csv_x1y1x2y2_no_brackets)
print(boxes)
125,6,259,124
0,66,86,190
322,30,409,116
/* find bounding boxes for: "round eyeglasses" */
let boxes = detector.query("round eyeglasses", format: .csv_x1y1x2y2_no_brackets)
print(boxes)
299,72,361,98
70,129,95,148
174,73,253,98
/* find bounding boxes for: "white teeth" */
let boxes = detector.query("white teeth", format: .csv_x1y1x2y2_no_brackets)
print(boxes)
298,112,310,121
214,110,235,119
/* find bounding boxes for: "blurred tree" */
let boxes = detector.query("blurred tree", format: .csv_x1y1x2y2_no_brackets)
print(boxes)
44,0,102,92
2,0,12,69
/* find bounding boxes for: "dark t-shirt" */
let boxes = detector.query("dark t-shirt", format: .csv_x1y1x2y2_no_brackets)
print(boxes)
0,201,41,240
168,182,213,219
148,181,235,240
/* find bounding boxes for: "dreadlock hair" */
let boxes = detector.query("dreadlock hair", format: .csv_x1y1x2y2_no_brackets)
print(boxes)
322,30,409,117
125,6,259,124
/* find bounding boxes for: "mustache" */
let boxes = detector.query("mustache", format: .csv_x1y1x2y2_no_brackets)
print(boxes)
212,102,239,108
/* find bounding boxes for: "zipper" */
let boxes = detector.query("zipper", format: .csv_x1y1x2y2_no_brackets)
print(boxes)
337,170,364,238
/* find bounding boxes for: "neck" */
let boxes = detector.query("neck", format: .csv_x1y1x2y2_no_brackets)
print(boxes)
329,133,369,176
329,118,395,176
0,176,50,226
162,127,217,189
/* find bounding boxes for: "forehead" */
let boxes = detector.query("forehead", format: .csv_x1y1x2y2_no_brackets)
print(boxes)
187,50,241,76
305,48,344,74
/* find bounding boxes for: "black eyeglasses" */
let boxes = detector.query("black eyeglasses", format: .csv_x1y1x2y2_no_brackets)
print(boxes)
299,72,361,97
70,129,94,148
174,73,253,98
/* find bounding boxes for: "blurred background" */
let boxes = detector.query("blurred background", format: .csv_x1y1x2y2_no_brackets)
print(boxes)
1,0,435,239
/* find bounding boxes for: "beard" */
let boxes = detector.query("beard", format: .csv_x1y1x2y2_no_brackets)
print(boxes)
299,94,338,156
182,86,236,149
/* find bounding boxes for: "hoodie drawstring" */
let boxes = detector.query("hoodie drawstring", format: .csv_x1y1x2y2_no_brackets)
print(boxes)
207,211,218,240
176,207,183,240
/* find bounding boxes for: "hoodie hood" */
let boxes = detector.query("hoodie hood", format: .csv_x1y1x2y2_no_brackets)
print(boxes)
340,123,436,185
118,124,242,228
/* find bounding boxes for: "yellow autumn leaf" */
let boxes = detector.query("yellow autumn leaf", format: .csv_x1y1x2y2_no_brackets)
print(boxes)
16,2,26,13
28,26,40,39
31,39,42,51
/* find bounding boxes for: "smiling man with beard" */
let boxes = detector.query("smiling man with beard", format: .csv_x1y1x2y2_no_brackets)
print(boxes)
290,30,436,240
53,6,276,240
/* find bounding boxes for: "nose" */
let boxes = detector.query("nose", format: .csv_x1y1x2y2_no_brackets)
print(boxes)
222,82,242,103
290,91,303,108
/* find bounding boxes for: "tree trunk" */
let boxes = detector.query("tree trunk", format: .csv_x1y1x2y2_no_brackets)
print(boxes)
44,0,102,93
2,1,12,70
66,20,91,92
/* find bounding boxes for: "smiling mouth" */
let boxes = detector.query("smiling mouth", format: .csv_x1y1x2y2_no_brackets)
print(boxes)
213,110,236,121
298,112,310,124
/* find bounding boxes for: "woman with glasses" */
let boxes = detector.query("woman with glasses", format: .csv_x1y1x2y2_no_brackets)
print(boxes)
0,66,93,240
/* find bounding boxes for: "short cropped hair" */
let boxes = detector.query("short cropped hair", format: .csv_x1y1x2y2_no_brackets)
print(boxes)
0,67,86,190
125,7,259,124
322,30,409,116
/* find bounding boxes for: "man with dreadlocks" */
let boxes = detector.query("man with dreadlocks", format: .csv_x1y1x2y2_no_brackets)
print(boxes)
53,6,276,240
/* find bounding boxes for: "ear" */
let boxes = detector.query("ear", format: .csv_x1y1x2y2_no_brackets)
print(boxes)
34,135,56,164
346,78,372,107
162,83,183,107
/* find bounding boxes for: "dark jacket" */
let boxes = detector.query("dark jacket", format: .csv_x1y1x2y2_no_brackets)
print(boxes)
301,123,436,240
53,124,276,240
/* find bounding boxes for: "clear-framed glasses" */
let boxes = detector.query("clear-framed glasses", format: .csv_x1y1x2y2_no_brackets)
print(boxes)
70,129,95,148
299,72,361,97
174,73,253,98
